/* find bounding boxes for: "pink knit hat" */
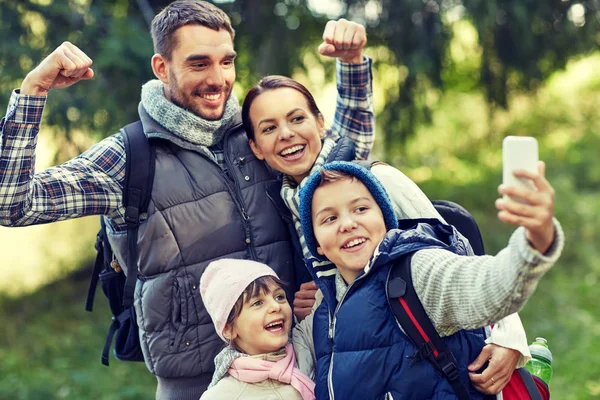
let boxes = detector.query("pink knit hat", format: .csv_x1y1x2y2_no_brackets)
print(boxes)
200,258,278,342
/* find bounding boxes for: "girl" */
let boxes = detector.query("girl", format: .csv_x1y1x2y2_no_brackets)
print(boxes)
241,77,533,397
199,258,315,400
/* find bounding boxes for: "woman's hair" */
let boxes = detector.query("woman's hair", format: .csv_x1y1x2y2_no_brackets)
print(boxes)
241,75,323,141
225,275,287,335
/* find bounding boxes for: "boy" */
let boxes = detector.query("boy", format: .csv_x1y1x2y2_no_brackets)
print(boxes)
294,161,563,399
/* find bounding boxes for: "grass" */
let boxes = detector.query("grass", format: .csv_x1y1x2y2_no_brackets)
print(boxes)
0,269,156,400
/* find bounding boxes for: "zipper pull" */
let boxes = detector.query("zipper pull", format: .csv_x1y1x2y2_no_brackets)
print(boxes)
110,254,122,273
328,316,334,339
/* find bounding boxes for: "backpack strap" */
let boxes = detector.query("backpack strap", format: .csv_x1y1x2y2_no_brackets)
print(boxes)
85,217,108,312
518,368,544,400
121,120,155,307
387,253,472,400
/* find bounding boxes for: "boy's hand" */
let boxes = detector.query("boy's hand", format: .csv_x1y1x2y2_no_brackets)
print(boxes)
21,42,94,96
318,19,367,63
495,161,555,253
467,344,520,394
293,281,318,321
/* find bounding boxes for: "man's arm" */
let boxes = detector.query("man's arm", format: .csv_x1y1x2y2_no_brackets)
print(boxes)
0,42,124,227
319,19,374,160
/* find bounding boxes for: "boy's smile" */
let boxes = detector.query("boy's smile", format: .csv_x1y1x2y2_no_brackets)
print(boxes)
312,178,387,283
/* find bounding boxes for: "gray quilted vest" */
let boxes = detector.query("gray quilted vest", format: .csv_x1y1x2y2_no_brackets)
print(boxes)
106,111,296,380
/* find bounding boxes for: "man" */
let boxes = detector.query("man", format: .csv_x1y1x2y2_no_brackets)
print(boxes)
0,1,373,398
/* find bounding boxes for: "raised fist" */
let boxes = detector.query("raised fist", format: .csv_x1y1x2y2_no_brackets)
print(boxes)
21,41,94,96
318,18,367,64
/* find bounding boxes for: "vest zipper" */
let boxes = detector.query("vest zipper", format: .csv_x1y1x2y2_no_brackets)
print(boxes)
327,273,368,399
222,129,258,261
185,134,256,260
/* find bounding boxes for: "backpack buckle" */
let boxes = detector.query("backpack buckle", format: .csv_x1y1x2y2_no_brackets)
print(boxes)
440,358,460,382
124,206,139,226
409,341,435,367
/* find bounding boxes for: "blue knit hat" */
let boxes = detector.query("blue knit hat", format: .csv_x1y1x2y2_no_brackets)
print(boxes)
299,161,399,261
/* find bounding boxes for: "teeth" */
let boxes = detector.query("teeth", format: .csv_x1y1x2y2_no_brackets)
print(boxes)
280,145,304,156
344,238,366,248
266,321,283,328
200,93,221,101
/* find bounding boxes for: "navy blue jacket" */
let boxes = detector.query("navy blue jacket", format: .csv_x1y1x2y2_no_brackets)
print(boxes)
309,222,488,400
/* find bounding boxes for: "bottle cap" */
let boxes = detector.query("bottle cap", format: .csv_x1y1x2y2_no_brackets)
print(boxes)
529,337,552,363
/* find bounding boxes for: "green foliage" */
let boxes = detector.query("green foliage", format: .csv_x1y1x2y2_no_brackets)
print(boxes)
0,0,154,143
396,54,600,399
0,271,156,399
1,1,600,398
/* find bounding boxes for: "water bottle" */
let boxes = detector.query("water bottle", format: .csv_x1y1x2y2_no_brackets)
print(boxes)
525,337,553,384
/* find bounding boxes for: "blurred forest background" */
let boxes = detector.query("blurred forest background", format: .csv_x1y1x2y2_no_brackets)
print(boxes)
0,0,599,399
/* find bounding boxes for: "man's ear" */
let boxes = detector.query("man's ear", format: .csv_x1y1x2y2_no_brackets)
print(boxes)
249,139,265,160
151,54,169,84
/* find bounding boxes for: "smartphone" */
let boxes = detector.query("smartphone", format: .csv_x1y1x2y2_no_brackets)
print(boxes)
502,136,538,203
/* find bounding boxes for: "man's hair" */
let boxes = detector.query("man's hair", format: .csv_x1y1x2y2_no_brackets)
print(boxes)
241,75,323,141
225,275,287,329
151,0,235,60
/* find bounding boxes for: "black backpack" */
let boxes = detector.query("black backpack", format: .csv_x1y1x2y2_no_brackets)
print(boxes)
85,121,155,366
388,201,544,400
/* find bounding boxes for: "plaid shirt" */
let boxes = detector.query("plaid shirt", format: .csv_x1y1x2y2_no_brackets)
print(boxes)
0,57,374,231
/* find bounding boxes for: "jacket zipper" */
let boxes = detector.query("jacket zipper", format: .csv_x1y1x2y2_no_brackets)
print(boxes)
187,127,256,261
327,273,368,399
222,127,258,261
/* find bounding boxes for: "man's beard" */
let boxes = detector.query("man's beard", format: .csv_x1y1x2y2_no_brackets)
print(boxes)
167,72,231,121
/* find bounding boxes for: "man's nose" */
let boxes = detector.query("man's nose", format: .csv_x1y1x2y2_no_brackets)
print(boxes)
206,65,225,87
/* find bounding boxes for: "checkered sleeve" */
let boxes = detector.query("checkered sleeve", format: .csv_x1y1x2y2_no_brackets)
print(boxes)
0,90,125,227
329,56,375,160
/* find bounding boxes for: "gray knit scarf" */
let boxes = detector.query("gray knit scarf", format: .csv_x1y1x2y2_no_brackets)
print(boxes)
140,79,240,147
281,136,338,262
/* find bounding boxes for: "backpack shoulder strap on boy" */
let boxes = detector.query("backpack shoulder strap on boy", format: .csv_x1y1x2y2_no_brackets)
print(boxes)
387,252,473,399
85,120,155,365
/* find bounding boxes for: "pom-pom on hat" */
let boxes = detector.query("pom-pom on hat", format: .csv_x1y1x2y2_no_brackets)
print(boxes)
299,161,399,261
200,258,278,342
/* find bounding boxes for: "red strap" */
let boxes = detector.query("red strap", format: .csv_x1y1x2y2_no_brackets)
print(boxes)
398,297,439,357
